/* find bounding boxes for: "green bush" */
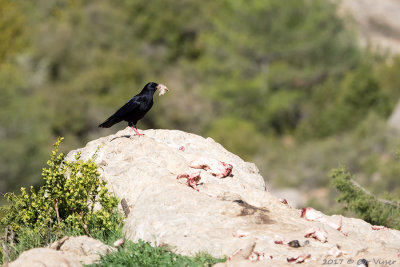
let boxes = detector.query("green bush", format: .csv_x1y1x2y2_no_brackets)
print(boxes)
298,62,391,138
0,137,123,240
331,166,400,229
207,117,264,160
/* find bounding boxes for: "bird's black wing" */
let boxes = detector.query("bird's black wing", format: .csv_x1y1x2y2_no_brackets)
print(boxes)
98,97,142,128
112,97,142,118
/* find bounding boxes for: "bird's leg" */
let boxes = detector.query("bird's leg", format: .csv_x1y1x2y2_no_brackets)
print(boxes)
131,125,144,136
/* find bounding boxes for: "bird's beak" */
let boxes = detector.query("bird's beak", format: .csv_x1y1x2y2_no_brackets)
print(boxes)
157,84,169,96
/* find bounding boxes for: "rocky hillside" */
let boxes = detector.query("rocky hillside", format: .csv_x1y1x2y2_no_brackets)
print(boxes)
337,0,400,55
59,128,399,266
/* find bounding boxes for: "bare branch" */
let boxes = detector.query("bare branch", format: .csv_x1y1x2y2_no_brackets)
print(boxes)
2,226,10,264
351,179,400,208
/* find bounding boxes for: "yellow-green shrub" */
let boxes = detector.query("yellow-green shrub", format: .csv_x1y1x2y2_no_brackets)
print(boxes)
1,137,123,238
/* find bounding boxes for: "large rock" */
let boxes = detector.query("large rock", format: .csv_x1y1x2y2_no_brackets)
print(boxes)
8,248,81,267
8,236,114,267
66,128,400,266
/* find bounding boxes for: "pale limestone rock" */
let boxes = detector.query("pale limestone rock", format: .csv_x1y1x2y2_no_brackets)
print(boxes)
8,248,81,267
388,99,400,131
49,236,115,264
8,236,114,267
65,128,400,266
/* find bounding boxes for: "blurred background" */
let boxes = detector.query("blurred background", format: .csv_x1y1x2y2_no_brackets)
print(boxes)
1,0,400,216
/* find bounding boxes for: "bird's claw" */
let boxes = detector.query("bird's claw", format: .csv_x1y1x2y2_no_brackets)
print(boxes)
131,126,144,136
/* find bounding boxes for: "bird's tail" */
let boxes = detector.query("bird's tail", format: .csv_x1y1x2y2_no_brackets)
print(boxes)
98,116,120,128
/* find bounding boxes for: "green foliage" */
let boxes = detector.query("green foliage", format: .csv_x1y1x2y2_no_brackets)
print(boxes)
123,0,206,62
0,0,26,64
256,114,400,197
0,227,51,264
199,0,360,134
0,0,50,198
88,239,225,267
331,166,400,229
207,117,264,160
376,55,400,107
0,137,123,239
0,224,123,264
336,63,390,125
298,62,391,138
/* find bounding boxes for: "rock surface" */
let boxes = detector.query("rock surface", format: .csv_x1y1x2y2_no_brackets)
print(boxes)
388,99,400,131
8,236,114,267
337,0,400,55
63,128,400,266
8,248,82,267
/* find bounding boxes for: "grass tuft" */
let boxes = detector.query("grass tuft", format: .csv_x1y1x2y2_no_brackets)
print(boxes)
87,239,226,267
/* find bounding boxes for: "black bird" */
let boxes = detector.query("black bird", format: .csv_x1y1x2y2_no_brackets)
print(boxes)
98,82,168,136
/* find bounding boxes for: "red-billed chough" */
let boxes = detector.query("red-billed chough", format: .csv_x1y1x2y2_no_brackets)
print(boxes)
98,82,168,136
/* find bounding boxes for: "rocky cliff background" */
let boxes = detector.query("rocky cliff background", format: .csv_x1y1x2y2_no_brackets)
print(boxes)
338,0,400,55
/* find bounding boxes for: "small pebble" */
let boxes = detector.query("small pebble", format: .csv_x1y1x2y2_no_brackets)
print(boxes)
113,238,125,248
288,240,300,248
